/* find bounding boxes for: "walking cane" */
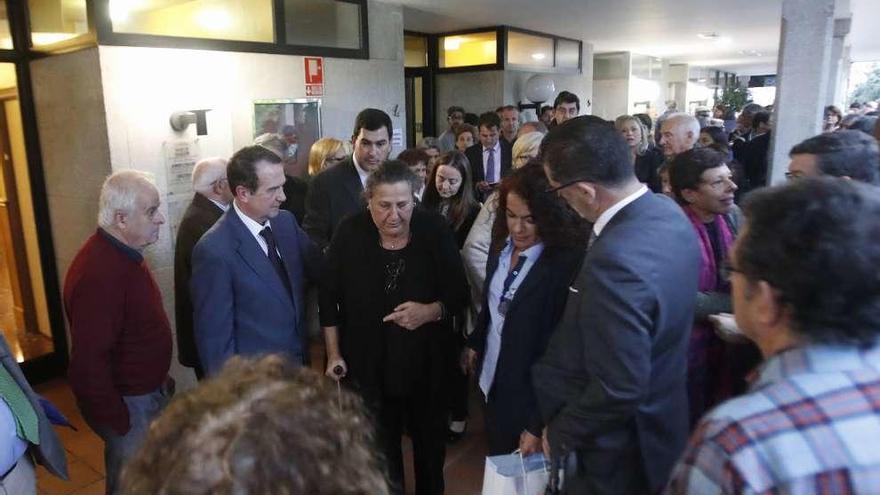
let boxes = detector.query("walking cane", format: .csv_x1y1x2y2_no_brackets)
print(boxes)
333,364,345,412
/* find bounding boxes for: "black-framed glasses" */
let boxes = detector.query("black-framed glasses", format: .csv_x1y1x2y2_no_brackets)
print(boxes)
545,178,587,194
384,258,406,294
720,259,742,281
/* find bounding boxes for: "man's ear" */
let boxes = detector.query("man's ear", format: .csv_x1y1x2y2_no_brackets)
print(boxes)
234,185,249,203
754,280,788,328
572,181,597,204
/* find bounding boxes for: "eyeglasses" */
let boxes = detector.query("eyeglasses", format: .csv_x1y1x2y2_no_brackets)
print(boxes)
545,178,587,194
701,176,736,191
384,258,406,294
720,259,742,282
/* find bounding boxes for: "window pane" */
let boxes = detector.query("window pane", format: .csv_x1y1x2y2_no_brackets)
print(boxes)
109,0,274,43
405,35,427,68
507,31,552,68
29,0,89,47
439,31,496,68
556,39,580,69
0,5,12,49
284,0,362,49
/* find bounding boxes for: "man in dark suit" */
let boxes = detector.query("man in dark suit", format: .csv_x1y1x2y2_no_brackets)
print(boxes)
465,112,512,202
191,145,320,376
534,116,700,494
174,157,231,380
0,335,67,492
303,108,392,250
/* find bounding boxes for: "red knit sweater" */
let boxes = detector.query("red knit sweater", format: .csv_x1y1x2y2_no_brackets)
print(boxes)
63,230,172,435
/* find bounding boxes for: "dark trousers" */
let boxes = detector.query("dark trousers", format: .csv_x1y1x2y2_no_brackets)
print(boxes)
381,390,447,495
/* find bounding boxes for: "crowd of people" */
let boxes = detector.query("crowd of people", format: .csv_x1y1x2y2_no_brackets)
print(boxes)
4,88,879,495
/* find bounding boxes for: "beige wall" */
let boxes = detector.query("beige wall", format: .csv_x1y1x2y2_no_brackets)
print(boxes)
28,0,406,390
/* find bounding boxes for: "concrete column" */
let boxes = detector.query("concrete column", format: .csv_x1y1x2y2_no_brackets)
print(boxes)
768,0,835,185
826,17,852,108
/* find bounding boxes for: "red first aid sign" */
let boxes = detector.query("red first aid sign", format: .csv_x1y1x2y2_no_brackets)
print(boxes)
305,57,324,96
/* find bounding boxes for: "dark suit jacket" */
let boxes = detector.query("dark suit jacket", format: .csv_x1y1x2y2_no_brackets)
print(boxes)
467,245,583,454
464,141,512,201
302,158,363,250
191,208,320,375
0,336,68,479
173,193,224,369
532,192,700,495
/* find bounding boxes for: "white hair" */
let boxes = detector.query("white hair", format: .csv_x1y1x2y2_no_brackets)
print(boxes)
97,170,156,229
664,112,701,139
191,157,228,195
512,131,544,168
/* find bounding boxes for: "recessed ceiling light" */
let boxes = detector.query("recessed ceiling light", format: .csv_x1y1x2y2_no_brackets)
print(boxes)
531,53,546,61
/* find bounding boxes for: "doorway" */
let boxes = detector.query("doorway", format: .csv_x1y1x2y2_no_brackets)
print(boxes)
0,63,53,364
405,67,435,149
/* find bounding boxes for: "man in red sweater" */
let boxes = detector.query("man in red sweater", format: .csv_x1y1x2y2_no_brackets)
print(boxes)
63,170,172,495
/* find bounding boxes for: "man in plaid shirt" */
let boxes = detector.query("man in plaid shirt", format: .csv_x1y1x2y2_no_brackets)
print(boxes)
667,177,880,494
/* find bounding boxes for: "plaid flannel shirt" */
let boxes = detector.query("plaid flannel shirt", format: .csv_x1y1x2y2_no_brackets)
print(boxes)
667,343,880,494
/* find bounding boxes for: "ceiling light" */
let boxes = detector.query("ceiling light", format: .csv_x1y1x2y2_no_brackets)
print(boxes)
444,37,462,51
531,52,546,61
109,0,141,24
196,8,232,31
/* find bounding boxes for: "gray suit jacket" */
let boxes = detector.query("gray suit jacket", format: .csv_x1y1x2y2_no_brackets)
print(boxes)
533,192,700,494
0,336,68,479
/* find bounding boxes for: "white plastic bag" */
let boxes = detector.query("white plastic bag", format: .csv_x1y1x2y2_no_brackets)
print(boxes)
481,452,549,495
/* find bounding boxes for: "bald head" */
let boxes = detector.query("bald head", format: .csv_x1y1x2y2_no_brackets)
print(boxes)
191,157,232,204
517,121,547,138
660,113,700,158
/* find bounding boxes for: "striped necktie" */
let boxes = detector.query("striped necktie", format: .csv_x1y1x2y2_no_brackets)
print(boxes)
0,366,39,445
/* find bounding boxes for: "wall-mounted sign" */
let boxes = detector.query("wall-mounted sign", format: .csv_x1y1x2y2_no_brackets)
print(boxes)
305,57,324,96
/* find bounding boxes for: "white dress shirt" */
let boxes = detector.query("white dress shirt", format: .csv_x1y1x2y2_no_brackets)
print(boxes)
233,201,278,257
352,154,370,188
209,198,230,212
479,238,545,397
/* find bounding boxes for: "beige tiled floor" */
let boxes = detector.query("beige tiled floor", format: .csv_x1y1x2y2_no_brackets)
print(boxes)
33,368,489,495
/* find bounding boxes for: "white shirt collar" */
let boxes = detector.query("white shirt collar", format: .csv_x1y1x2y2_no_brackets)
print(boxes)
592,185,648,237
351,153,370,188
501,237,545,262
209,198,230,212
482,141,501,154
233,200,271,236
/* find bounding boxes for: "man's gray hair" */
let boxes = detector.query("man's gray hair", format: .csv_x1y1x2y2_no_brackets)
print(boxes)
191,157,228,195
97,170,156,229
664,113,701,138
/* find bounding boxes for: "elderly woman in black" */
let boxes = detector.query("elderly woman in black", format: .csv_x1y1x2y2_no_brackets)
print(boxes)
321,160,469,495
463,161,587,455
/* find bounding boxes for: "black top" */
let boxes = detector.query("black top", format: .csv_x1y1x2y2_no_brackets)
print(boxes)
634,146,664,193
320,208,470,403
281,174,308,225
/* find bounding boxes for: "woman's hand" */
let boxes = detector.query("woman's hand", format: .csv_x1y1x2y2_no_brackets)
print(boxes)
519,430,543,456
461,347,478,375
325,355,347,381
382,301,441,330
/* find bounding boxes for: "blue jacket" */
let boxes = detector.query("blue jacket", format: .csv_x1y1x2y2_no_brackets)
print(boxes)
191,208,319,375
